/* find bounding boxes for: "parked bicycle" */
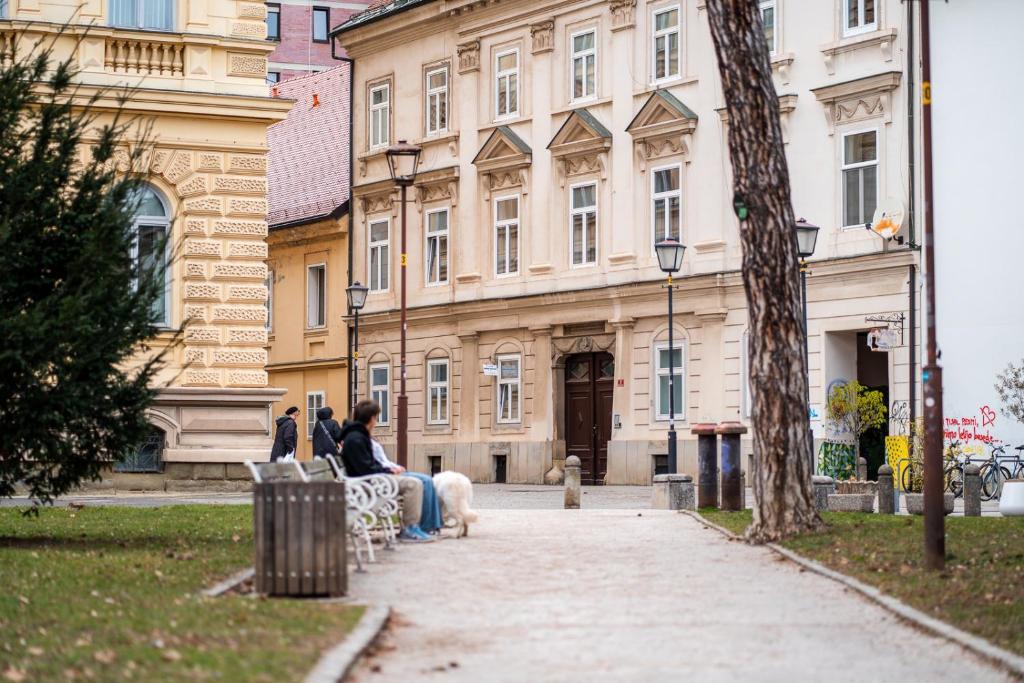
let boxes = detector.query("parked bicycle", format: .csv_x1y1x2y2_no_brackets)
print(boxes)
978,443,1024,501
900,439,969,497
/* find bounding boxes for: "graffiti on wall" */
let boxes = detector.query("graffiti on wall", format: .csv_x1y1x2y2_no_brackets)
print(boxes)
943,406,1001,456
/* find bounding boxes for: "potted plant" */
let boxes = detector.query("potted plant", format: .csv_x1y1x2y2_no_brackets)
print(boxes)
824,380,887,486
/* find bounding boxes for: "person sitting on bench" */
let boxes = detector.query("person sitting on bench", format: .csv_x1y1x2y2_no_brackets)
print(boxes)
340,400,434,543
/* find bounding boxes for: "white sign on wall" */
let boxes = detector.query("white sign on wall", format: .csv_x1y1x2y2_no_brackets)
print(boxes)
482,363,498,377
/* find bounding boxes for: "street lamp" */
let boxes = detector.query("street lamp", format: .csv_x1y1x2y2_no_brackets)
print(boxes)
655,238,686,474
795,218,819,468
346,281,368,405
385,140,421,468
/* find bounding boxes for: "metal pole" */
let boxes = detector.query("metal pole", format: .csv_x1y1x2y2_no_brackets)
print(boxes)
667,276,677,474
352,308,359,406
906,0,918,461
920,0,944,571
802,262,813,470
398,183,409,468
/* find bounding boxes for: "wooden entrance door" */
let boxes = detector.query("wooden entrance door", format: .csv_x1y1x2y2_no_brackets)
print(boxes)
565,352,614,485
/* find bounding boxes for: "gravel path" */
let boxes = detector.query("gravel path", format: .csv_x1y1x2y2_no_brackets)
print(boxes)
347,509,1007,683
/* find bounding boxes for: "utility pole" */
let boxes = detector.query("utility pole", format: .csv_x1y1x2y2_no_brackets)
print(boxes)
919,0,945,571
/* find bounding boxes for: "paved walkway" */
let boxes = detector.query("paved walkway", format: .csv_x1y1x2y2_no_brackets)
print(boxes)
347,509,1007,683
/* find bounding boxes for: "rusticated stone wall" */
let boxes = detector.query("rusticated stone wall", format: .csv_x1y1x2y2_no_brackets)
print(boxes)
148,147,271,389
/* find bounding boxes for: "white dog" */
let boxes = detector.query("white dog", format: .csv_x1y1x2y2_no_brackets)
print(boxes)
432,471,478,538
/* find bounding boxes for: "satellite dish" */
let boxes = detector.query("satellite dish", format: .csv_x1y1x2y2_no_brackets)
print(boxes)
869,198,906,241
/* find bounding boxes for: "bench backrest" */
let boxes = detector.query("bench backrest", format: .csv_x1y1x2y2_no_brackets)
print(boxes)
244,460,304,483
305,458,337,482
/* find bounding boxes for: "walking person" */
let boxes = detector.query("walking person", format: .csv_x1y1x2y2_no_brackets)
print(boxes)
312,406,344,458
341,400,434,543
269,406,299,462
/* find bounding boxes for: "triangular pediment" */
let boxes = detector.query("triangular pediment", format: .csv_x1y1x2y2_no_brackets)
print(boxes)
547,109,612,151
472,126,532,167
627,90,698,138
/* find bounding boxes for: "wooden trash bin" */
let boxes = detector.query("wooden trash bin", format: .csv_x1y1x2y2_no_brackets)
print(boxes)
254,481,347,597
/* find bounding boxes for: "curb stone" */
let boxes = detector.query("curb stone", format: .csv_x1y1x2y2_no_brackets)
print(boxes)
681,510,1024,680
201,567,255,598
305,604,391,683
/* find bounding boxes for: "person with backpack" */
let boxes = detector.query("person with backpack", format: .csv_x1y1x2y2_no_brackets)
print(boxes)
269,406,299,462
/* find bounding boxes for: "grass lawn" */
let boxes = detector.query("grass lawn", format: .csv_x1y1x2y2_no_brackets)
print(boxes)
699,509,1024,657
0,505,363,682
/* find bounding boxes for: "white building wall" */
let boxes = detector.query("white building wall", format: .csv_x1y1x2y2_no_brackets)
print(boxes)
932,1,1024,453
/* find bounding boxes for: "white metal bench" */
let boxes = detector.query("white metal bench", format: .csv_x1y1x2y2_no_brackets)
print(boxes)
321,455,402,550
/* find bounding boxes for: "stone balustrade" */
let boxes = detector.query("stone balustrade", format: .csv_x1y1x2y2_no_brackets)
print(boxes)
104,37,184,77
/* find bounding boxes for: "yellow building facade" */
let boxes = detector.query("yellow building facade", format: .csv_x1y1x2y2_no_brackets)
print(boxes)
266,67,352,461
2,0,292,482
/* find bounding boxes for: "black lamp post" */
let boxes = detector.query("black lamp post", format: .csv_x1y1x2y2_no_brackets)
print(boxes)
795,218,820,467
346,281,368,405
655,238,686,474
385,140,421,468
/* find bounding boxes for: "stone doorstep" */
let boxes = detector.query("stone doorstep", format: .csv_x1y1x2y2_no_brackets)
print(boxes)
827,493,875,513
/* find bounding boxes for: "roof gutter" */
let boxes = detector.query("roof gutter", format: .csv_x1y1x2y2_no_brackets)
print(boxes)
331,37,356,419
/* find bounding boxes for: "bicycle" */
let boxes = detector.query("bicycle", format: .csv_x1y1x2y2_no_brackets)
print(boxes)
978,443,1012,501
900,439,967,496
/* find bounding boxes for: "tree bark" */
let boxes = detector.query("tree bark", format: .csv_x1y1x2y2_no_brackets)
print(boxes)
705,0,822,541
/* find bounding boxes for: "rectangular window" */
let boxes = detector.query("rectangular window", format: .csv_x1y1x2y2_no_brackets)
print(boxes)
842,129,878,228
495,48,519,119
266,3,280,40
571,30,597,101
369,363,390,425
0,0,7,18
494,196,520,277
741,331,753,419
306,391,325,439
425,208,449,286
652,5,681,82
265,271,273,331
651,164,682,246
425,66,449,136
427,359,450,425
312,7,329,42
109,0,174,30
654,342,684,421
306,263,326,328
843,0,876,36
267,72,281,85
570,183,597,266
759,0,776,55
135,223,169,326
369,83,390,149
496,355,521,424
368,219,390,292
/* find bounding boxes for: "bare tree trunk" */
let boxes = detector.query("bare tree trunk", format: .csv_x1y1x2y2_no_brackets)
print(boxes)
705,0,822,541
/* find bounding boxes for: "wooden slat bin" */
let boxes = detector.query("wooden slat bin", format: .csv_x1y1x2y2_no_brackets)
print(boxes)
254,481,347,597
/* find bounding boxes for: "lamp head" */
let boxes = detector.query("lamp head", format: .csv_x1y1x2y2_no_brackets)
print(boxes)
346,281,369,311
385,140,422,186
655,239,686,274
794,217,820,259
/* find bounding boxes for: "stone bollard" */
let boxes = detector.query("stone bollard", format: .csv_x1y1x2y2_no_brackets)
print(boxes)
812,475,834,511
692,423,719,509
564,455,581,509
857,457,868,481
652,474,695,510
716,422,747,511
877,464,895,514
964,464,981,517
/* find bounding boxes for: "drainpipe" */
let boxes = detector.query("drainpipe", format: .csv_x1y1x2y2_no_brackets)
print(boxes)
906,0,918,454
331,39,355,418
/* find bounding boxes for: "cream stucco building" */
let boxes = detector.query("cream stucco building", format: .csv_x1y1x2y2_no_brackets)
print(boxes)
2,0,290,480
334,0,921,485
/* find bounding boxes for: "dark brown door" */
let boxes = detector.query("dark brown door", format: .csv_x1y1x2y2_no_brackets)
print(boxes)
565,352,614,485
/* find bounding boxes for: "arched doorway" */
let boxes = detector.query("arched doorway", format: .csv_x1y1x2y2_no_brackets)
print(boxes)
564,352,614,484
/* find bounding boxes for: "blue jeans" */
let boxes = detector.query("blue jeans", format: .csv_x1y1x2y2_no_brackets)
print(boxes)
402,472,442,533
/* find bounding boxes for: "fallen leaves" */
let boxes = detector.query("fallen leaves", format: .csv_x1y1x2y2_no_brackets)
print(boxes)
93,649,117,664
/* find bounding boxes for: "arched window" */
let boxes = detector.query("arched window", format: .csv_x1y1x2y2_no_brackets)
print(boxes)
115,426,165,473
130,185,171,327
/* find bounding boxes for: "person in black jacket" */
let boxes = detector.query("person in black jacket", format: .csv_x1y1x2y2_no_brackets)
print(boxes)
341,400,432,542
312,406,344,458
269,406,299,461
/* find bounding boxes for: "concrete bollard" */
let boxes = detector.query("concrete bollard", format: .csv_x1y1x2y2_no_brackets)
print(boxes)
692,423,718,509
652,474,695,510
812,475,834,511
877,464,895,514
564,455,581,509
857,457,868,481
717,422,747,511
964,464,981,517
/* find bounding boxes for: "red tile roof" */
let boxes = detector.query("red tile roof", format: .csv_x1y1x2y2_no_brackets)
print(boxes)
267,66,350,228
